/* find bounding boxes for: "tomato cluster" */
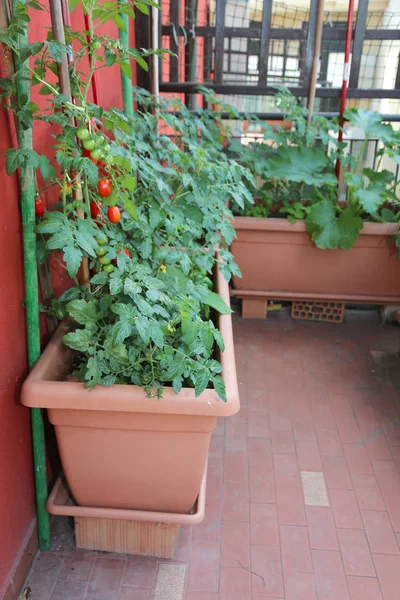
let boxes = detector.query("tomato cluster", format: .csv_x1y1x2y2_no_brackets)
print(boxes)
78,125,121,225
94,235,131,275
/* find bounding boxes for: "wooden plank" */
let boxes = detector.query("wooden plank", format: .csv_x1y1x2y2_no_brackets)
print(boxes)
135,11,152,90
161,25,400,42
214,0,226,83
75,517,180,558
160,82,400,99
349,0,369,88
303,0,319,88
258,0,273,85
395,52,400,91
169,0,179,82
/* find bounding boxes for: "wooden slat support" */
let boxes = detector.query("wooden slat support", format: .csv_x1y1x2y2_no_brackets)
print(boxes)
349,0,369,88
258,0,273,86
214,0,226,84
135,10,152,91
303,0,319,88
169,0,179,82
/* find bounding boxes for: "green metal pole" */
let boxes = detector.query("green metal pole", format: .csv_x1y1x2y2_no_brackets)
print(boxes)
119,1,134,118
12,0,51,550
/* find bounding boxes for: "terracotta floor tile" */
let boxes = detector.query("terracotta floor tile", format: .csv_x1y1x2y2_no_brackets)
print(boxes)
296,440,323,471
86,558,126,600
346,576,383,600
306,506,339,551
343,444,373,475
187,541,220,593
250,545,283,598
366,436,393,461
336,417,363,445
118,588,153,600
372,459,400,497
221,521,250,568
337,529,376,577
271,429,295,455
123,556,157,587
362,510,400,555
248,411,271,438
284,572,317,600
312,549,350,600
383,493,400,533
219,567,251,600
224,449,249,483
192,503,222,543
222,481,250,522
250,503,279,546
58,551,96,583
273,454,301,487
50,581,87,600
280,524,312,574
276,485,306,526
317,429,343,457
249,467,276,503
322,456,353,490
248,438,273,469
373,553,400,600
352,473,386,511
330,394,354,418
292,414,317,442
313,405,336,431
28,553,65,600
330,489,363,529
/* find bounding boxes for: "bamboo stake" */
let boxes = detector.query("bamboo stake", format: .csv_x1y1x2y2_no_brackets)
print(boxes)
49,0,90,286
306,0,325,126
10,0,51,550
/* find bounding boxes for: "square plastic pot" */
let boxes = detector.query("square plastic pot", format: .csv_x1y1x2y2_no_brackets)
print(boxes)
22,266,239,514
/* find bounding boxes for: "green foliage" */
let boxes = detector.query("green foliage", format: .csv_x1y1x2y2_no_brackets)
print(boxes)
229,88,400,250
1,0,252,400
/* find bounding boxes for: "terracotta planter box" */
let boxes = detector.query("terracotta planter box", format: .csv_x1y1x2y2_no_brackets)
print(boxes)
231,217,400,318
22,267,239,514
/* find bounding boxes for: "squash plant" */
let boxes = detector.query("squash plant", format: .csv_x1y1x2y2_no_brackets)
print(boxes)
0,0,253,399
229,88,400,250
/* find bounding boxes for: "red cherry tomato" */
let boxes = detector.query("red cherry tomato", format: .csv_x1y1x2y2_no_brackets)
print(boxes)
107,206,120,223
112,248,131,265
35,198,45,217
83,147,92,158
98,178,112,198
90,201,102,218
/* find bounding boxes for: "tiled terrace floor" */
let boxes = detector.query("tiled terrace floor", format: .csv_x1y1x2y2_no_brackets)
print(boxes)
24,309,400,600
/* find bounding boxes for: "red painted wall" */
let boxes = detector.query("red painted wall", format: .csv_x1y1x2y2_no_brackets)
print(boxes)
0,2,137,594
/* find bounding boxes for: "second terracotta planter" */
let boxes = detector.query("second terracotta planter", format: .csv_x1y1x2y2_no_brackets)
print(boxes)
22,267,239,514
231,216,400,318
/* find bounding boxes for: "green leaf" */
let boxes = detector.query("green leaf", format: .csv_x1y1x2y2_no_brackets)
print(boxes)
344,172,363,188
124,278,142,296
123,198,138,220
203,291,232,315
120,61,132,80
150,321,164,348
46,228,74,250
343,108,395,141
195,372,209,397
201,326,214,351
112,13,127,31
66,299,98,325
39,154,56,181
90,272,109,285
111,319,133,344
355,185,386,215
264,146,337,187
4,148,23,175
135,316,150,344
47,40,68,63
85,356,101,388
213,375,226,401
381,208,396,223
172,376,183,394
63,245,83,277
19,42,44,62
68,0,80,11
307,201,363,250
63,328,92,352
109,274,123,295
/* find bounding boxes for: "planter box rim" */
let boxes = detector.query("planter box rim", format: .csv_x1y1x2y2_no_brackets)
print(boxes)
21,266,239,418
233,216,399,236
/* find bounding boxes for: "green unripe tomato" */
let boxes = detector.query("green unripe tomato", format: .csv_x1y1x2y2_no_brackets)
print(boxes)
99,256,111,265
95,236,108,245
83,138,96,150
103,264,114,273
96,247,107,257
103,143,111,154
92,40,102,50
90,149,103,160
103,154,113,165
77,127,90,140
